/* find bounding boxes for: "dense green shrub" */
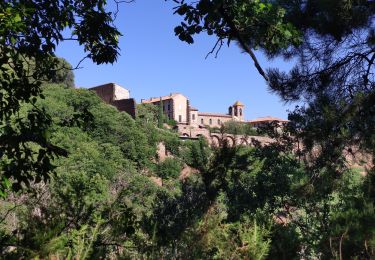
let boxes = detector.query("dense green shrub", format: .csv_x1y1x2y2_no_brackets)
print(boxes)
210,120,259,136
1,83,374,259
156,158,182,179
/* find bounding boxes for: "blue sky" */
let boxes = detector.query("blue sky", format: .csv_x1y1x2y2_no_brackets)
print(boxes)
56,0,297,120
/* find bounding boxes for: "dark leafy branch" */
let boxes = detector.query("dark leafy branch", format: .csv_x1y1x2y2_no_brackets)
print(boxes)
0,0,123,195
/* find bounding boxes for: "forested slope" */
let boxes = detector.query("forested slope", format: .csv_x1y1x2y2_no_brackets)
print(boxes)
0,83,374,259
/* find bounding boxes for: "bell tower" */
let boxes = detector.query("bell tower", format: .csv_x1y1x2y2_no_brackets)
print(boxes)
232,101,245,121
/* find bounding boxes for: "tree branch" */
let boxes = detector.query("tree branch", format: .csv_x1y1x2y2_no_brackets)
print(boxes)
205,38,224,59
218,6,269,82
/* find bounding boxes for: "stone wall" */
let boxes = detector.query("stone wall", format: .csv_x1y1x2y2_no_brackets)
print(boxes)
198,113,232,128
190,110,199,126
141,93,188,123
172,94,188,124
177,124,273,147
90,83,130,103
89,83,136,118
112,84,130,100
112,98,137,118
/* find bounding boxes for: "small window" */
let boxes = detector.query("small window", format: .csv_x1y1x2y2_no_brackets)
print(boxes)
209,119,212,125
201,118,204,124
168,104,171,111
192,114,196,120
240,108,242,116
218,119,221,124
179,115,182,122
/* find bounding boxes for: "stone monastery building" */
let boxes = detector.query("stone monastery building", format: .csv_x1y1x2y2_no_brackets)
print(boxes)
141,94,247,128
90,83,137,118
90,83,288,131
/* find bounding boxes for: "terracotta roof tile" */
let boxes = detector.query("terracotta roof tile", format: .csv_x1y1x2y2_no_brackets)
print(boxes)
198,112,232,118
248,116,289,123
141,94,181,104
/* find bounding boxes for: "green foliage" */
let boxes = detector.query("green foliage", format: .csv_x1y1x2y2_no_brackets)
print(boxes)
180,137,211,171
19,57,75,88
146,174,210,249
137,103,160,125
156,158,182,179
203,145,299,220
212,120,259,136
0,0,120,195
263,1,375,187
160,131,181,156
1,82,373,258
1,1,375,258
137,103,176,129
324,171,375,258
172,0,301,56
42,220,102,259
40,84,157,169
175,199,272,259
0,84,153,258
268,225,301,260
158,98,164,128
171,1,375,257
278,0,374,41
231,0,302,55
238,219,271,260
48,58,75,88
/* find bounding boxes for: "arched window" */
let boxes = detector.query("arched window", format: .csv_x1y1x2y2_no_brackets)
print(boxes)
201,118,204,124
209,119,212,125
239,108,242,116
192,114,195,120
218,119,221,124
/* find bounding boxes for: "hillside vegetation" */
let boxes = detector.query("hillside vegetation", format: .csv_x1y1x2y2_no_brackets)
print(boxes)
0,82,374,259
1,0,374,258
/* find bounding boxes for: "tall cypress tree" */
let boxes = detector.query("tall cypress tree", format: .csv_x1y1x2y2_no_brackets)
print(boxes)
158,97,164,128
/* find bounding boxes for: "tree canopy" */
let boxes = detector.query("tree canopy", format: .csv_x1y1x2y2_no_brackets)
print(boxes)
0,0,120,194
172,0,375,175
1,0,375,258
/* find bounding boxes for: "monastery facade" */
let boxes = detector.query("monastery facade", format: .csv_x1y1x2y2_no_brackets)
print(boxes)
89,83,288,132
140,94,248,128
